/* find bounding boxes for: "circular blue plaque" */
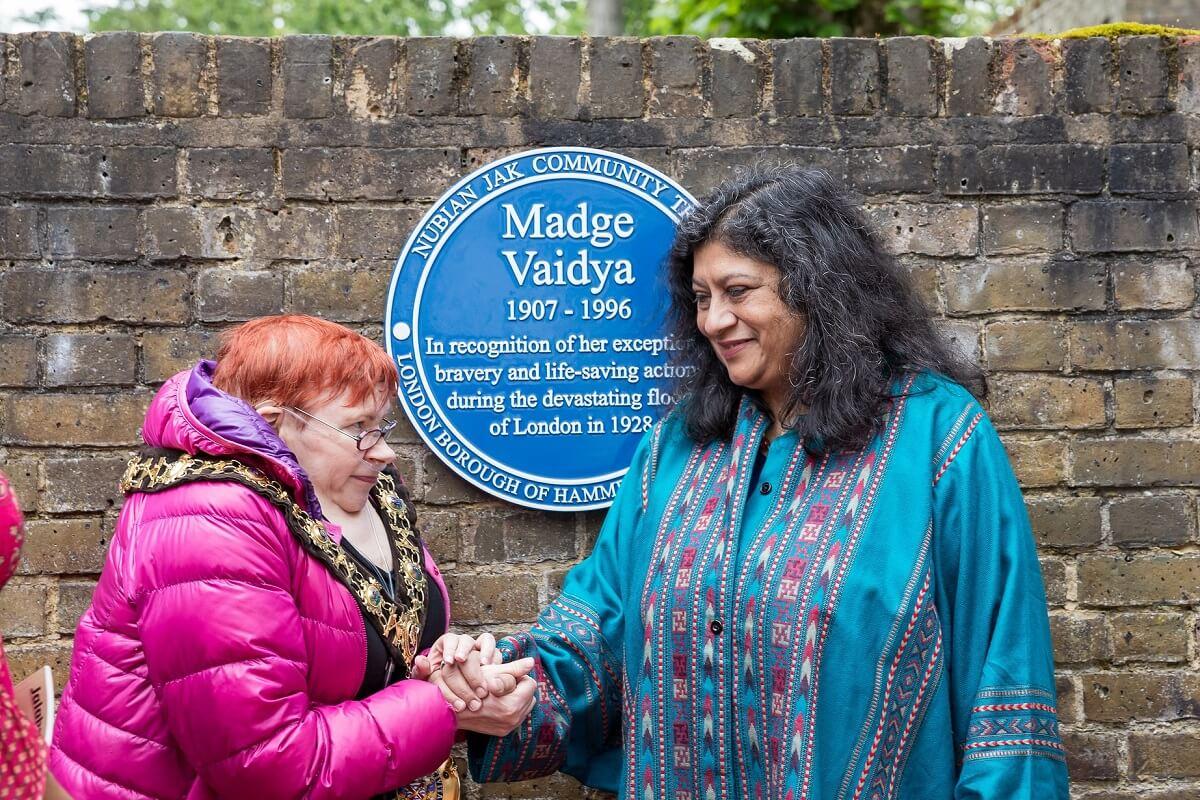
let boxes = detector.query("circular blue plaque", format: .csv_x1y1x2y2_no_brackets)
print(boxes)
385,147,697,511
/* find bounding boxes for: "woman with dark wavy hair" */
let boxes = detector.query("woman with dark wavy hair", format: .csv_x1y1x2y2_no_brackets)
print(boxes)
466,166,1068,799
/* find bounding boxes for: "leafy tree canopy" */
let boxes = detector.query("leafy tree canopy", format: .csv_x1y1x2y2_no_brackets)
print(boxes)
21,0,1013,38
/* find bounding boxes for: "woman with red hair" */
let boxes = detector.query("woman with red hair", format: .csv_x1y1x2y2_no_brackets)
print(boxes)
50,315,534,800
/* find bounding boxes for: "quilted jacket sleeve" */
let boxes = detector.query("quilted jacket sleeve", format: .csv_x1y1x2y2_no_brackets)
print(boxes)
133,483,456,800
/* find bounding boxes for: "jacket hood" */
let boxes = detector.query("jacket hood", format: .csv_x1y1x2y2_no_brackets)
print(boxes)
141,360,324,517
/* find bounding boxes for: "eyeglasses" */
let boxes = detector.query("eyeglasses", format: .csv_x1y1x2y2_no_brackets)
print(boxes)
283,406,398,452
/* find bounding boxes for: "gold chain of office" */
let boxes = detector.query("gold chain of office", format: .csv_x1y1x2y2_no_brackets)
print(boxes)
120,452,427,670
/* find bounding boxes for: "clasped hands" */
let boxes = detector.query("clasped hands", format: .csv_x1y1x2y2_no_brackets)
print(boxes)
411,632,536,736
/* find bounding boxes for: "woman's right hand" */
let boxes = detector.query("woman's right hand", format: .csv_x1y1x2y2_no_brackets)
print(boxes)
451,672,537,736
419,657,535,713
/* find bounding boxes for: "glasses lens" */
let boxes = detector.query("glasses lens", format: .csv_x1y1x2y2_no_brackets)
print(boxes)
358,429,383,451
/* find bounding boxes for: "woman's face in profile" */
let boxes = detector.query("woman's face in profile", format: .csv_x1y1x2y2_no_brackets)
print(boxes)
691,240,806,411
277,389,397,515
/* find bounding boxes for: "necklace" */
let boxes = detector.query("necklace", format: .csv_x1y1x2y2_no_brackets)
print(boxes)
366,510,395,595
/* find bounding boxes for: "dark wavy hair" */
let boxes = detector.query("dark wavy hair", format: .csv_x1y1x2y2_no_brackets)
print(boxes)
665,165,984,451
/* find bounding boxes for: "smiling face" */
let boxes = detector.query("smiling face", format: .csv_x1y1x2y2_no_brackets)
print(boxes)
692,239,807,420
275,386,397,515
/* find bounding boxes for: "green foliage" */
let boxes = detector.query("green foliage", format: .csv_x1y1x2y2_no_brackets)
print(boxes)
78,0,584,36
643,0,968,37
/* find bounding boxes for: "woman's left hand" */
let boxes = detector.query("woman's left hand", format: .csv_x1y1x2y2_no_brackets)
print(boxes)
412,632,503,710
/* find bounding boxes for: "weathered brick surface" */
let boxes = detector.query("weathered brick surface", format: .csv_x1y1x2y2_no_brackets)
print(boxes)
184,148,275,199
217,37,271,116
461,37,520,117
0,335,38,387
1029,496,1103,549
993,39,1055,116
151,33,207,118
884,37,936,117
42,333,138,387
1113,259,1194,310
980,203,1064,255
1063,37,1113,114
85,32,144,119
196,268,284,321
1070,200,1199,252
1078,554,1200,605
830,39,880,116
709,39,760,118
1083,672,1200,722
343,38,398,119
282,36,333,119
404,38,459,116
945,259,1106,314
0,32,1198,800
12,32,75,117
940,145,1103,195
984,320,1066,371
989,374,1105,430
648,37,704,118
1113,377,1193,429
0,583,47,637
1130,733,1200,778
1118,36,1171,115
770,39,821,116
1109,611,1190,664
529,37,581,119
588,38,644,119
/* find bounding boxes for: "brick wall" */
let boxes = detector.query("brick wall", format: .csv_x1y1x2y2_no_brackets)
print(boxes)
0,31,1198,799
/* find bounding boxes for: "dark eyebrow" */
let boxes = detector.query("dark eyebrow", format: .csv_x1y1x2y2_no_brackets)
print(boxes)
693,272,761,287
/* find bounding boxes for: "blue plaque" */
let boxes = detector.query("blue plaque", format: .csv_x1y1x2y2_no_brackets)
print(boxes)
385,148,697,510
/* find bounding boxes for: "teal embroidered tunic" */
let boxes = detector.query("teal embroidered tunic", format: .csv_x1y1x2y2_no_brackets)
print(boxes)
470,373,1068,800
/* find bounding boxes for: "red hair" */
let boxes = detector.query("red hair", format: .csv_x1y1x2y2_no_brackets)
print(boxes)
212,315,398,410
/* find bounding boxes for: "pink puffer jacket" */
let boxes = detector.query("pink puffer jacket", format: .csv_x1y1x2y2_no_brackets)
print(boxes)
50,362,456,799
